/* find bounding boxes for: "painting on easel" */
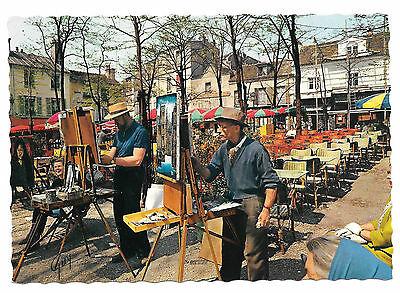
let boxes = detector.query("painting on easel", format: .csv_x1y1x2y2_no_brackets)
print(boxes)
155,93,180,181
59,107,100,164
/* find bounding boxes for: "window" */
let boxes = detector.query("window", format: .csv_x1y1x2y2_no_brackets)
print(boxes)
308,77,320,90
254,88,267,106
234,90,241,108
205,82,211,92
350,72,359,87
166,77,172,93
347,45,358,56
17,96,37,116
35,97,42,116
308,78,314,90
46,97,59,115
24,69,35,88
51,74,60,89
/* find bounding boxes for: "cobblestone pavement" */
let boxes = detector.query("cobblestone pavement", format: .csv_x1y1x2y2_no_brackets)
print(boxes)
10,157,390,283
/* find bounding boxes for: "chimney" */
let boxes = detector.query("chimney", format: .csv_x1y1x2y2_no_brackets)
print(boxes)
16,46,19,52
8,38,11,52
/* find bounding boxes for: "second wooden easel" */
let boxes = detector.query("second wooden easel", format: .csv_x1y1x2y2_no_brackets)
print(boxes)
137,149,221,282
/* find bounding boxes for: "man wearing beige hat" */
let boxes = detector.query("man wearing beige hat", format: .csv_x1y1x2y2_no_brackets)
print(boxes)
101,102,150,264
192,107,279,281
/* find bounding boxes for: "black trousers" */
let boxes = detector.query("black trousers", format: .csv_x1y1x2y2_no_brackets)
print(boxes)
220,196,269,281
113,168,150,257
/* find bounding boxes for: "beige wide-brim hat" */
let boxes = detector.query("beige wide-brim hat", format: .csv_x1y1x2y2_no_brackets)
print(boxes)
104,102,133,120
215,107,249,128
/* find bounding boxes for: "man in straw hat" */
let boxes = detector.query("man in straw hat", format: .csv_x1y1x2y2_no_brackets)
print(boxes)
101,102,150,264
192,107,279,281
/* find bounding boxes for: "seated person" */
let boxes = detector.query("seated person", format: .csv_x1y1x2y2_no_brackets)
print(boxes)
19,158,65,250
20,158,91,251
10,139,34,204
335,172,392,267
303,234,392,280
361,195,392,267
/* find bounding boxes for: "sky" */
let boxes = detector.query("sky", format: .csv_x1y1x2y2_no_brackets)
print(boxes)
6,14,355,50
6,14,367,82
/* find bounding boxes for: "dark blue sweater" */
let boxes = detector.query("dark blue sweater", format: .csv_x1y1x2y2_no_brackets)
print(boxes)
206,137,279,200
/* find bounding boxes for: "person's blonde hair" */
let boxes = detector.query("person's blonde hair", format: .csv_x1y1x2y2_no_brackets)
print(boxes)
306,235,341,279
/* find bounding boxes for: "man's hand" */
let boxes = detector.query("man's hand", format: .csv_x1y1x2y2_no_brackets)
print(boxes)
256,207,271,228
101,154,113,165
191,156,201,172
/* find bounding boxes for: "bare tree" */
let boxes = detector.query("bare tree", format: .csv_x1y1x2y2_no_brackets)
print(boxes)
251,15,293,108
269,15,303,134
197,17,230,107
223,15,259,113
109,16,163,123
30,16,79,111
75,17,121,121
155,15,203,112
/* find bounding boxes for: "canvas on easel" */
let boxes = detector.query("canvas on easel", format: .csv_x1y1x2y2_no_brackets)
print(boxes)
60,107,99,164
155,93,180,181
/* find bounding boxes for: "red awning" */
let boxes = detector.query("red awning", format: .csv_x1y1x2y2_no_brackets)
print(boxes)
47,112,61,125
100,120,116,130
33,124,46,131
10,125,30,134
10,117,48,127
188,108,206,114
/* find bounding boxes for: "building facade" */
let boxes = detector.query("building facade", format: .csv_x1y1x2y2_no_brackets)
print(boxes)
9,49,70,124
299,32,390,129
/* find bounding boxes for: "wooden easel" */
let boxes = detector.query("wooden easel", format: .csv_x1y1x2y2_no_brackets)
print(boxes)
137,148,222,282
12,107,137,281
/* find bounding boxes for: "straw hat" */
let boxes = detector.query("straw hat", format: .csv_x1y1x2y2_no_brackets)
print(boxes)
215,107,248,127
104,102,132,120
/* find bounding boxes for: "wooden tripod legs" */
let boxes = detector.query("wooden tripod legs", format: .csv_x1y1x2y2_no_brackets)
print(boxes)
91,200,136,278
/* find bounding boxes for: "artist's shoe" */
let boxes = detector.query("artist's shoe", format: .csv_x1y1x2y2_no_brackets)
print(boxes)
110,253,134,264
110,254,125,263
128,255,146,269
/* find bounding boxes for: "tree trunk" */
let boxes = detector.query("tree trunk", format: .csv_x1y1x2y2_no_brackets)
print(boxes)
320,62,329,130
53,64,60,112
227,16,245,111
96,101,101,121
217,78,223,106
60,58,66,110
289,15,302,135
133,16,147,124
